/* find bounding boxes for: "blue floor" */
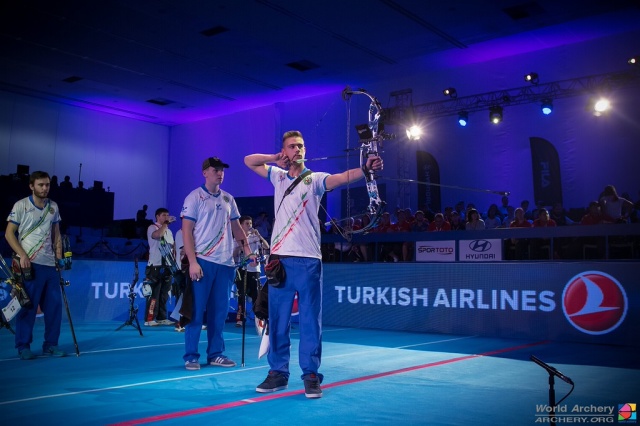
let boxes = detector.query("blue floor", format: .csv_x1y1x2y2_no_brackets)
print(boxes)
1,318,638,425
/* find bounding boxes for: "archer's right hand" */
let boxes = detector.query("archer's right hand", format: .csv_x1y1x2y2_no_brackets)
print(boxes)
274,152,291,169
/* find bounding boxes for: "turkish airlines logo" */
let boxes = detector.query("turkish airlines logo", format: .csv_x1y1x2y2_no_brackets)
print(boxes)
562,271,628,335
469,240,491,252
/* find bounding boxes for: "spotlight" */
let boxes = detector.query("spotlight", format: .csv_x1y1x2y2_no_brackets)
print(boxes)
489,106,503,124
524,72,539,85
593,98,610,116
458,111,468,127
629,56,638,65
541,99,553,115
443,87,457,98
405,125,422,140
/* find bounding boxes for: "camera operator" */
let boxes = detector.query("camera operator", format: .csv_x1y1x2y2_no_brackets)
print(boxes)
144,208,175,326
5,171,67,360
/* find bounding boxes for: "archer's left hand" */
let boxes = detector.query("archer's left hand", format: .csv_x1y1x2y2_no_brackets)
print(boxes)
365,155,383,172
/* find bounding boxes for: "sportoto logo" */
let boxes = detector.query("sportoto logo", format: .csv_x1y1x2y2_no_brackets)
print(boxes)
562,271,628,335
469,240,491,252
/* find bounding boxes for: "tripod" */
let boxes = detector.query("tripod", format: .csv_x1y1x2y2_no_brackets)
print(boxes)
116,259,143,336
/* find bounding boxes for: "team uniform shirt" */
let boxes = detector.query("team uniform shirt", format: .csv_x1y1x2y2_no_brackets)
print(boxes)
6,196,61,267
234,232,263,273
147,222,174,267
267,166,330,259
181,185,240,267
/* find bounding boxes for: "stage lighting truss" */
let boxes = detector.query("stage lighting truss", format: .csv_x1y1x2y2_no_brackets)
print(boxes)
541,99,553,115
489,106,503,124
382,68,640,125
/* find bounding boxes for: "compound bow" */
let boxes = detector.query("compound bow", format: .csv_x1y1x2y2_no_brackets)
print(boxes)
329,86,388,239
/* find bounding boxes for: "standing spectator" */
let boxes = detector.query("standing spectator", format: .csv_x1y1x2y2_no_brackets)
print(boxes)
136,204,149,238
143,208,175,327
5,171,66,360
599,185,633,223
254,211,272,239
245,130,382,398
181,157,254,371
234,215,269,326
498,195,512,220
59,175,73,190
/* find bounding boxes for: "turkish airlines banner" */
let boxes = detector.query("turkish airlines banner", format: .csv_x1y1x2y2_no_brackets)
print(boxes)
323,263,639,347
459,239,503,261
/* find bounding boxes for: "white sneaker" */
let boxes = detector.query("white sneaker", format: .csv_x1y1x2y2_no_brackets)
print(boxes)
144,320,159,326
158,319,173,325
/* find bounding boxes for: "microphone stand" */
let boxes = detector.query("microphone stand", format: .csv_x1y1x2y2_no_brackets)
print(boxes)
531,355,574,426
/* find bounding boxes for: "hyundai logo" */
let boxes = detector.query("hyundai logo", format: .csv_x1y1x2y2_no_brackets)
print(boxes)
469,240,492,252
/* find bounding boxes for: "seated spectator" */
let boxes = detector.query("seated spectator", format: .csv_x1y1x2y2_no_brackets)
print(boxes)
375,212,400,262
550,202,575,226
465,208,486,230
501,205,515,228
411,210,429,232
449,211,464,231
428,213,451,232
580,201,606,259
531,208,557,259
520,200,533,221
484,204,502,229
580,201,604,225
509,207,532,259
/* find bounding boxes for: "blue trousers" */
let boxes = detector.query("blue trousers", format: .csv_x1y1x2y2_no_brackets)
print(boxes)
15,263,62,353
268,257,323,382
183,258,235,362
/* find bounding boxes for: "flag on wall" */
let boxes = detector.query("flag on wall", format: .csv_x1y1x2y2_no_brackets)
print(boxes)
416,151,441,213
529,137,563,206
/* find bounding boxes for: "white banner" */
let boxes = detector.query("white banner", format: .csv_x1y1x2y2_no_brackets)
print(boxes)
415,240,456,262
459,239,502,261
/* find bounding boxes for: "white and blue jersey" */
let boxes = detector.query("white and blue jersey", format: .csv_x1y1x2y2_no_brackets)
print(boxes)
181,185,240,267
268,166,330,259
6,196,61,267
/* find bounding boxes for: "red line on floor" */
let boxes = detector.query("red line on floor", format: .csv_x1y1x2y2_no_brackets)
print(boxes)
111,340,549,425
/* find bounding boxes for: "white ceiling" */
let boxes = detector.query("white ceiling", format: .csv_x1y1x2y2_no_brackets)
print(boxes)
1,0,639,126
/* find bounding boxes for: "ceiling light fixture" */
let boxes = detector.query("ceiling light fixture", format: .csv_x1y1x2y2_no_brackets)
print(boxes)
489,106,503,124
524,72,539,85
443,87,457,98
541,99,553,115
458,111,468,127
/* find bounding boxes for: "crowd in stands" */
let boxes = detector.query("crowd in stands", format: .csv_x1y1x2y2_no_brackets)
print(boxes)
322,185,639,262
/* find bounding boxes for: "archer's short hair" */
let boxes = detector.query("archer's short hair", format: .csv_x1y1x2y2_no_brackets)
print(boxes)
30,171,50,185
282,130,303,146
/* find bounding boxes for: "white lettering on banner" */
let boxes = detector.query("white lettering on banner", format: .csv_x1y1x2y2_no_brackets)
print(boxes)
92,282,141,299
335,286,556,311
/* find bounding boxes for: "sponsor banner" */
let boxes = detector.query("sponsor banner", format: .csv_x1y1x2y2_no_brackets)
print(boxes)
459,239,502,261
323,262,639,347
415,240,456,262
